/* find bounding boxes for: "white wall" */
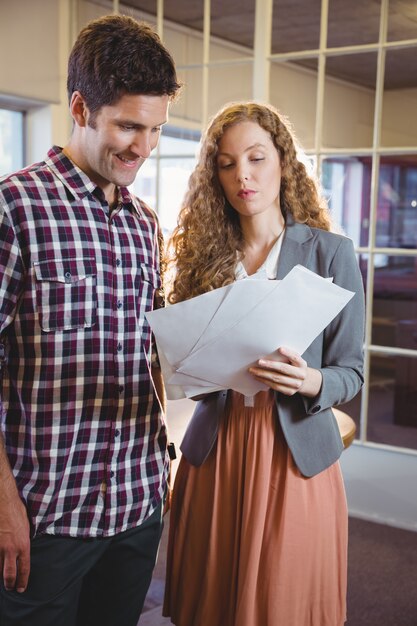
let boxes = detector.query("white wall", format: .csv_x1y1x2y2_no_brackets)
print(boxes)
0,0,60,103
382,87,417,146
340,443,417,531
323,78,375,149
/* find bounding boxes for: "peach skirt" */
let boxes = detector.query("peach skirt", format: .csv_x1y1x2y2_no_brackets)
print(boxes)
163,391,348,626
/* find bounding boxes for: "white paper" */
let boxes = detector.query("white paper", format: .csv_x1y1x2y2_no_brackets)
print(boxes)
146,265,354,399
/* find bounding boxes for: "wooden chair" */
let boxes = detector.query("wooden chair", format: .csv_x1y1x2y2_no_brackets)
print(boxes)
333,408,356,448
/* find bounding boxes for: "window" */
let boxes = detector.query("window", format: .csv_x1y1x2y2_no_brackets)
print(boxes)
0,108,24,176
120,0,417,453
132,126,200,234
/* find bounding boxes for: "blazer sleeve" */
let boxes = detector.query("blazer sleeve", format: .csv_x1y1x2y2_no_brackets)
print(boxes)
301,235,365,415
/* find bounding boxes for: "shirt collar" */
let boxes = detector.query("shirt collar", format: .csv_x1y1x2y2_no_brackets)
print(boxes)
45,145,138,214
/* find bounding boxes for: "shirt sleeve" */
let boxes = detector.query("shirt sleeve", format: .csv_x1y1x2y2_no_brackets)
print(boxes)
0,201,25,418
150,215,165,369
0,201,25,335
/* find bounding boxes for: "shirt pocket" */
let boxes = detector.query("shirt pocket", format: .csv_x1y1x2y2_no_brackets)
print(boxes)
137,263,161,320
34,257,97,332
141,263,161,299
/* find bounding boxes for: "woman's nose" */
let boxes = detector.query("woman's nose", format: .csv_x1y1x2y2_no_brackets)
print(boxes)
236,164,249,182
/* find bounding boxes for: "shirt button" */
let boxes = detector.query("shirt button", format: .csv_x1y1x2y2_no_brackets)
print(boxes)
110,470,115,478
311,405,321,414
117,342,122,352
117,300,123,309
116,258,121,267
118,385,124,394
115,429,120,437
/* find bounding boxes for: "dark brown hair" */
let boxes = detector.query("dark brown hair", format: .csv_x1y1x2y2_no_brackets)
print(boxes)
67,14,181,114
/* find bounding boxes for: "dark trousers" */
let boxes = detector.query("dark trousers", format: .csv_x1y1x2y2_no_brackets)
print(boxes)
0,502,163,626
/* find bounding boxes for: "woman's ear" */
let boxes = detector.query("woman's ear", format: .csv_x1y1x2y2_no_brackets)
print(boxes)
69,91,89,128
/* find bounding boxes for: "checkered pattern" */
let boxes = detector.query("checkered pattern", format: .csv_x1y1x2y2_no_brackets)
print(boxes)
0,147,168,538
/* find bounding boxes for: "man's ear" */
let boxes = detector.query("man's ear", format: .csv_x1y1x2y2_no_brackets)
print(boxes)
69,91,89,128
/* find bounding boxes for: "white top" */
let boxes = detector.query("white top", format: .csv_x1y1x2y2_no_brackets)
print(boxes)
235,229,285,281
234,229,285,406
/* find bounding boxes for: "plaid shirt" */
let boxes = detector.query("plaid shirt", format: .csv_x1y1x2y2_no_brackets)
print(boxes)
0,146,168,538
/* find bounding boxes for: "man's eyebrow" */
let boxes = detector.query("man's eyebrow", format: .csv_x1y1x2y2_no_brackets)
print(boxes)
115,119,168,128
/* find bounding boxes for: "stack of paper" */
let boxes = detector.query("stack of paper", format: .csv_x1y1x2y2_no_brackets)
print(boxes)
146,264,354,399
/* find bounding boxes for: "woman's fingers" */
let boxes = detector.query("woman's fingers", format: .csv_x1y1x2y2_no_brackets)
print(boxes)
248,347,307,395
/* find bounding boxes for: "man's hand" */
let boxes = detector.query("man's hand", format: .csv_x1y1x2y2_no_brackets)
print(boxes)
151,365,167,414
0,436,31,594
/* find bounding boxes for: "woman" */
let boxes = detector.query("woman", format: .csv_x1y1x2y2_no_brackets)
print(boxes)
163,102,365,626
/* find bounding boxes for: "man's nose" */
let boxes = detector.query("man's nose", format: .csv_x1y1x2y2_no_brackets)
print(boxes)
131,133,152,159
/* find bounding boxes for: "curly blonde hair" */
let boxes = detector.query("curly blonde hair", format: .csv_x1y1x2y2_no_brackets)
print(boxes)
167,101,331,303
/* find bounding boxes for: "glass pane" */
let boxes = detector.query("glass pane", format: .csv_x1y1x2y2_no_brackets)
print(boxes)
125,1,157,28
321,157,371,247
372,255,417,349
163,20,204,65
170,67,204,124
163,0,203,30
388,0,417,42
159,127,200,156
368,352,417,450
272,0,321,53
381,47,417,147
327,0,381,47
129,0,156,13
210,0,256,56
163,0,254,63
131,157,157,212
158,157,197,233
162,0,205,63
270,59,317,150
0,109,24,176
376,155,417,248
322,52,377,149
208,63,253,121
131,128,199,234
210,39,252,63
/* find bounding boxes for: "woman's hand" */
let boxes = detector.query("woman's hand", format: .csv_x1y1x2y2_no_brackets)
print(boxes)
248,346,322,398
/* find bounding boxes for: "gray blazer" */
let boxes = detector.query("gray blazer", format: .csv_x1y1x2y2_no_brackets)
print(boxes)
180,216,365,477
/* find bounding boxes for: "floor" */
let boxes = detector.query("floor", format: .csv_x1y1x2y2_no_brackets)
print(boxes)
137,396,417,626
138,398,194,626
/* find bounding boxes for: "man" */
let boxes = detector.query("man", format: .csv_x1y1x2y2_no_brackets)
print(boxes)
0,14,180,626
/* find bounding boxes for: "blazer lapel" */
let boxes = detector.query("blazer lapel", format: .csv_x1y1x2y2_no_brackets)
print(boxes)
277,216,315,279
